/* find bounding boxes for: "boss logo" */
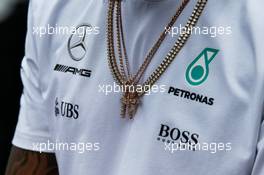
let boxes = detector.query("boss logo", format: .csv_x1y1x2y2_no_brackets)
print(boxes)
157,124,199,145
55,98,79,119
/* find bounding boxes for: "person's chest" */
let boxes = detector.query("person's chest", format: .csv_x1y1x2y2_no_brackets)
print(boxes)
34,0,264,174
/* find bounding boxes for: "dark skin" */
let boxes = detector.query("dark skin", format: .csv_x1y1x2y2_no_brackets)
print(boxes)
5,146,59,175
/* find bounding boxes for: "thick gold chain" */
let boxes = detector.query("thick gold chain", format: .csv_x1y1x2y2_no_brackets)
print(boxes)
106,0,208,118
140,0,208,95
115,0,190,84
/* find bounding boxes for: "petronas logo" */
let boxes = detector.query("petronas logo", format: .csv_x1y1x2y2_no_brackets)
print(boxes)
186,48,219,86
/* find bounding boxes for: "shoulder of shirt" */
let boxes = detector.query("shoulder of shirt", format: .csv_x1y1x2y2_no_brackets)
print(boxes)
29,0,78,29
29,0,53,14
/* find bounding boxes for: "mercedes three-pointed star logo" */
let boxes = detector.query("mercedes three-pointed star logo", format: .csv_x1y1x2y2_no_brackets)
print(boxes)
67,24,92,61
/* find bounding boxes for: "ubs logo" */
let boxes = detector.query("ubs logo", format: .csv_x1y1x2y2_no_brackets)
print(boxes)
55,98,79,119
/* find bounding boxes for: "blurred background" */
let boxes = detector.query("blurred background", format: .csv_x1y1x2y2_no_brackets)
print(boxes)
0,0,28,174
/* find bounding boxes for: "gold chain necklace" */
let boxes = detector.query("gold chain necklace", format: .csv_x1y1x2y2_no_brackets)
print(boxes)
107,0,208,119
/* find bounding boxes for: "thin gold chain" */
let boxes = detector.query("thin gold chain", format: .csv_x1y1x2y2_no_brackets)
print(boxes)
115,1,128,79
115,0,190,84
106,0,208,118
107,0,208,93
140,0,207,96
107,0,123,84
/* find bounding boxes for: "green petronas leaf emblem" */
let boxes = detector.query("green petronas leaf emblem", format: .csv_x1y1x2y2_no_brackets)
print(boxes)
186,48,219,86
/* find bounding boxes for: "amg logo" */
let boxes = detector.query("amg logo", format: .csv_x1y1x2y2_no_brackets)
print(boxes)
54,64,92,77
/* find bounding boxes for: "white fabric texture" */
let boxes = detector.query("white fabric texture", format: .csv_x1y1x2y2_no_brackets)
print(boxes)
13,0,264,175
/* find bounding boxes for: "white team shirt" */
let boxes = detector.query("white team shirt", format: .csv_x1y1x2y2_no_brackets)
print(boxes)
13,0,264,175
